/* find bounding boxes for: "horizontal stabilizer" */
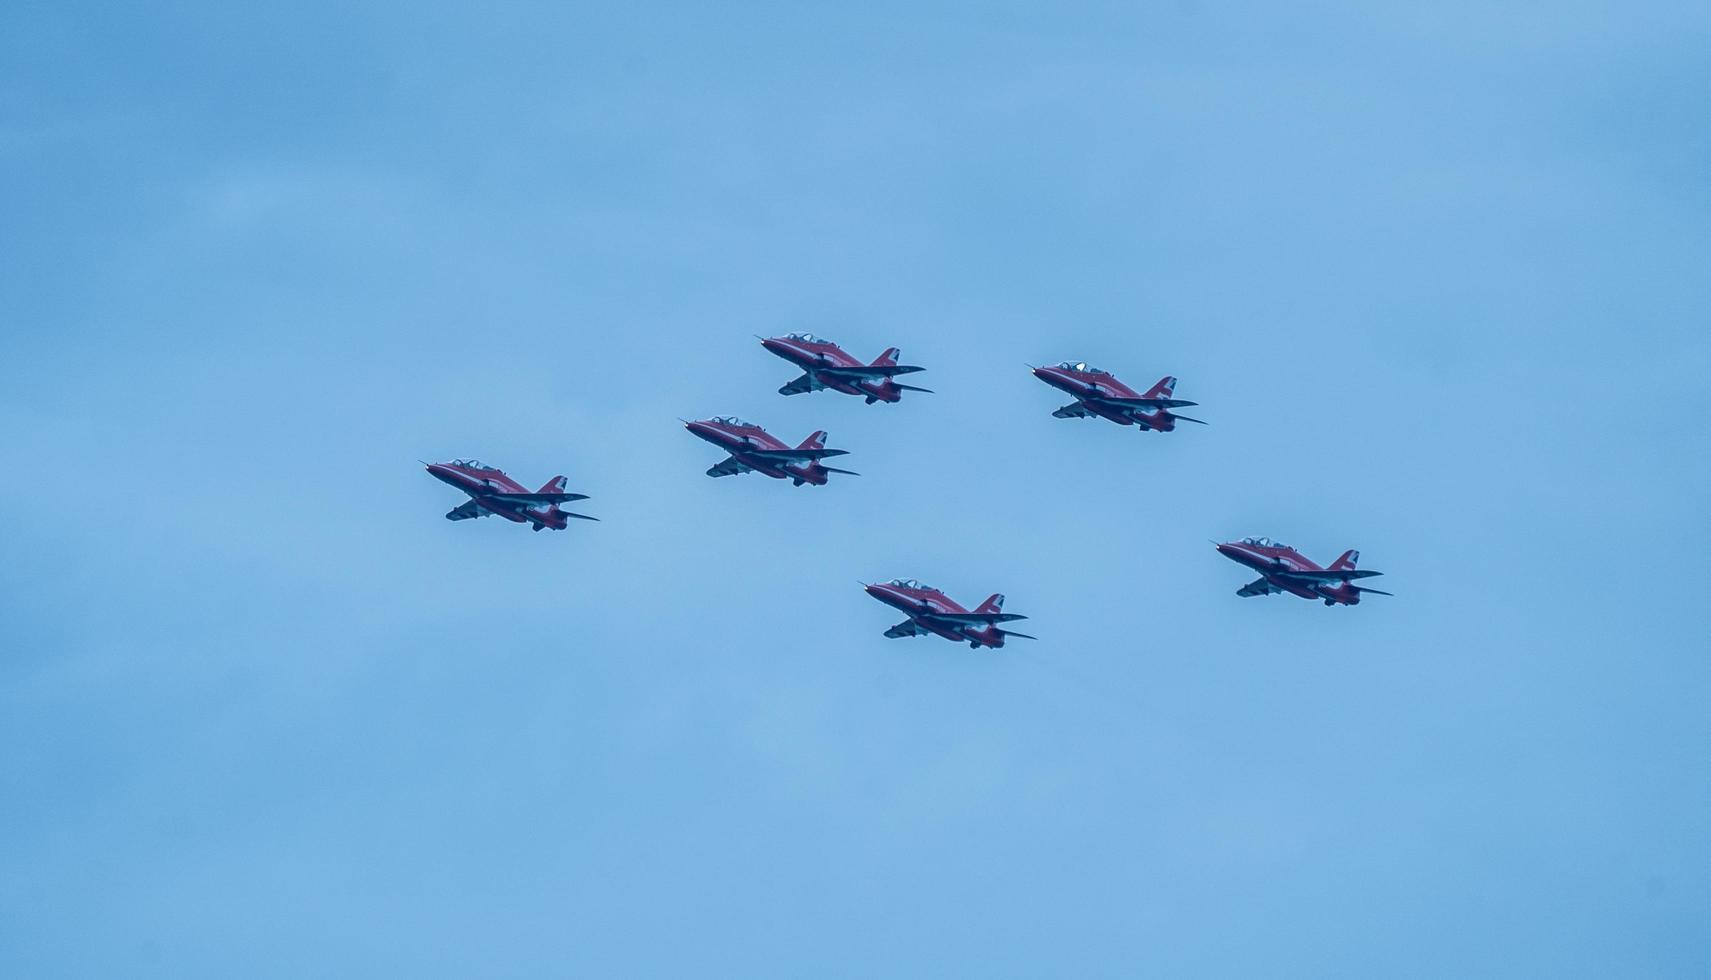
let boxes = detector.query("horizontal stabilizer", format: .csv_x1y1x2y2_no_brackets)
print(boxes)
819,465,860,476
486,491,591,504
560,511,600,522
926,611,1028,626
1171,415,1209,425
997,628,1036,640
1352,585,1393,596
820,364,926,380
892,383,934,394
747,447,850,461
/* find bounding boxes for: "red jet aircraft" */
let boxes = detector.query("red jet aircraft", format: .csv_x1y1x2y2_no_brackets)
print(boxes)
1214,537,1392,606
684,417,858,486
425,459,598,531
1031,361,1205,431
863,579,1036,649
760,333,932,403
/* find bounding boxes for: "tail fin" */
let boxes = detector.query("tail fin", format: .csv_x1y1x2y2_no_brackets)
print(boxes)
1142,375,1178,399
1330,549,1360,571
537,475,568,495
872,347,900,367
797,430,827,451
975,593,1005,615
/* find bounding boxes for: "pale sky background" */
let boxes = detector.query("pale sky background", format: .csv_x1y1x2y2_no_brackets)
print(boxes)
3,1,1709,976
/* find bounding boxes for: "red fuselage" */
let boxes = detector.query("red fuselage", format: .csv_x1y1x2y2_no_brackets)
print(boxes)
1215,540,1369,605
1032,364,1187,431
685,418,838,486
761,335,912,403
864,582,1013,648
426,461,577,530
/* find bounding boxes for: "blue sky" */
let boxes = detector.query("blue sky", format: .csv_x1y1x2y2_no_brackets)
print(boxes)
3,1,1709,975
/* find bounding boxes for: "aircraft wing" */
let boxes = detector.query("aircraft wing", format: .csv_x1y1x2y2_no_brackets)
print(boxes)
484,491,591,504
922,612,1028,625
445,500,484,521
744,448,850,462
706,456,752,478
1052,402,1093,419
778,372,823,396
1091,395,1199,409
884,619,927,639
1275,568,1383,582
1237,577,1282,597
818,364,926,380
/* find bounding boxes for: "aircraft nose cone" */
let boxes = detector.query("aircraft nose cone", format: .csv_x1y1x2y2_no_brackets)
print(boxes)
425,462,459,486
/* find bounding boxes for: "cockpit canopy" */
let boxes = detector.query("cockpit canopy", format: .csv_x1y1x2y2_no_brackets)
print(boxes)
710,416,757,429
452,458,498,471
1241,536,1291,550
1056,360,1108,375
887,578,936,592
785,332,828,344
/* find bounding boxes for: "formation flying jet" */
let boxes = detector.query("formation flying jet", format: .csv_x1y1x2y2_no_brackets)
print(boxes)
684,417,858,486
1215,537,1391,606
1031,361,1205,431
760,333,932,403
864,579,1035,649
425,459,598,531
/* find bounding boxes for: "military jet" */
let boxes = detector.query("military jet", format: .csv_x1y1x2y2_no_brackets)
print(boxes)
1215,537,1391,606
760,333,931,403
863,579,1035,649
425,459,598,531
1031,361,1205,431
684,417,858,486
